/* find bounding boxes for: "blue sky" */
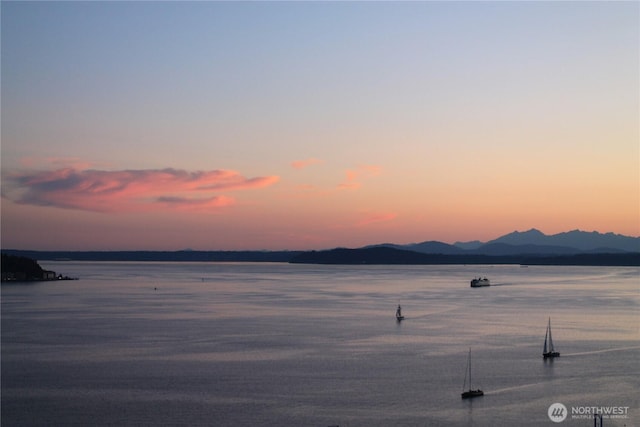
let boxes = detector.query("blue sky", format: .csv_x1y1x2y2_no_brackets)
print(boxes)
2,1,638,250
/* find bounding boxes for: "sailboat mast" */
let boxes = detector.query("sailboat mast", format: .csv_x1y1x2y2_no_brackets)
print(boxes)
468,348,472,389
548,318,554,351
461,347,484,398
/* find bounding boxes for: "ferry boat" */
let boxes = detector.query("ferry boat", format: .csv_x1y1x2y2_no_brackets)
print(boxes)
470,277,490,287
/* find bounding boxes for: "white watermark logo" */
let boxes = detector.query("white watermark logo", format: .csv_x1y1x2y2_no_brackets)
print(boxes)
548,403,568,423
547,402,630,422
571,405,629,420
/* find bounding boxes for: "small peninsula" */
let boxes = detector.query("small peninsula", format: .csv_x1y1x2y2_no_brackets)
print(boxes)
1,254,76,282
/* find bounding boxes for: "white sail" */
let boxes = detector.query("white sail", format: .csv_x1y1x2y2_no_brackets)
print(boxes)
543,317,560,358
547,318,554,352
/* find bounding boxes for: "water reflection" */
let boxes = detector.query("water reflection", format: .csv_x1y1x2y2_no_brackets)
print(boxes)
2,263,638,426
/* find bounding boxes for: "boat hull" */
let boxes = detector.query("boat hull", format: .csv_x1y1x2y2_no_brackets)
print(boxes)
470,278,490,287
543,351,560,358
396,316,404,321
461,389,484,399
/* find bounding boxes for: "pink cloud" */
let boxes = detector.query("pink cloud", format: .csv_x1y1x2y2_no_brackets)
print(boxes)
356,212,398,226
338,165,382,190
4,167,279,213
337,181,362,190
19,157,107,170
291,158,322,170
156,195,235,211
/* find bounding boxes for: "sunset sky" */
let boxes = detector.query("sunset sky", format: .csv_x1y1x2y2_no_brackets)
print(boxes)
2,1,638,251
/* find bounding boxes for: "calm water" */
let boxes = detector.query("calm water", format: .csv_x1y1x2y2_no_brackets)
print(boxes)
2,263,638,426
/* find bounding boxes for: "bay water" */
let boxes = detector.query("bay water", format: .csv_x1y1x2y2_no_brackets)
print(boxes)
2,262,638,426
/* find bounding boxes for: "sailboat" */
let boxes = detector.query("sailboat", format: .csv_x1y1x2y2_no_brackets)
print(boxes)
395,304,404,321
543,317,560,359
461,348,484,399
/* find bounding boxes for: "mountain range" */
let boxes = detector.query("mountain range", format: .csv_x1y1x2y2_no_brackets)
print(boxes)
2,229,639,265
369,229,639,256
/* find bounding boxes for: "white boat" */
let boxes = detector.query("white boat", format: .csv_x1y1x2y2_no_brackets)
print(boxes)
543,317,560,358
461,348,484,399
470,277,490,287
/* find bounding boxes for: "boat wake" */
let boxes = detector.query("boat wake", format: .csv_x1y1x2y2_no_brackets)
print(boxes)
485,382,547,395
562,345,640,357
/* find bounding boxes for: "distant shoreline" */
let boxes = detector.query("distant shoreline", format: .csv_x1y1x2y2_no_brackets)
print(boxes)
1,250,301,263
2,249,639,266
